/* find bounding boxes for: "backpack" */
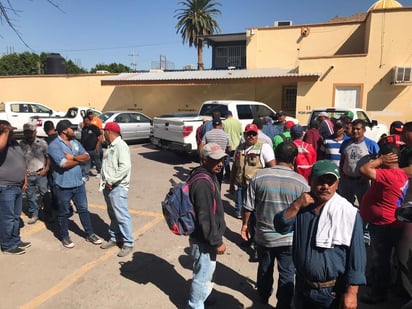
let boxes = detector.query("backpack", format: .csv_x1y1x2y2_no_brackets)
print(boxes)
280,133,292,143
161,172,215,236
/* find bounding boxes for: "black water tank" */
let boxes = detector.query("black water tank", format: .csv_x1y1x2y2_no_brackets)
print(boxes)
45,53,66,74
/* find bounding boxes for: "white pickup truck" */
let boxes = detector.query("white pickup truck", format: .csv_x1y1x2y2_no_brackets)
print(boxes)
0,101,65,137
151,100,297,155
30,106,101,137
307,107,388,141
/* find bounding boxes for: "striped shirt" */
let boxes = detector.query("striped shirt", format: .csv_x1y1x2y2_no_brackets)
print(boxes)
202,128,231,151
245,165,309,247
320,135,349,167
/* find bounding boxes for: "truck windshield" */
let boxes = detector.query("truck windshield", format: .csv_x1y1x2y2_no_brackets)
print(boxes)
199,104,229,117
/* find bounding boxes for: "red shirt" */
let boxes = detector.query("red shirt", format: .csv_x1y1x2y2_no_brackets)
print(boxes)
293,139,317,182
360,168,409,225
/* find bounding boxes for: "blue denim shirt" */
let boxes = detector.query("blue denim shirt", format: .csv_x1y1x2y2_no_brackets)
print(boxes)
48,136,88,188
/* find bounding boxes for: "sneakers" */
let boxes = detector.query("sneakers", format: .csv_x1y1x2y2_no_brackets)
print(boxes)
17,241,32,249
117,246,133,257
3,246,26,255
100,240,117,249
27,216,39,224
86,234,102,245
62,237,75,248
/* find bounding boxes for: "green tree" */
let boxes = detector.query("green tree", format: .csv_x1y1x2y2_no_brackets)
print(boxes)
90,63,131,73
175,0,221,70
0,52,40,75
66,60,87,74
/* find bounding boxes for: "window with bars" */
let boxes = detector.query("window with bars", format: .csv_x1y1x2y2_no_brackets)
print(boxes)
214,45,246,69
282,86,297,112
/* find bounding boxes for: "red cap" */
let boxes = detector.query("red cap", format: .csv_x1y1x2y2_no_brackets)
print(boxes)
285,121,295,130
104,122,121,133
245,123,258,133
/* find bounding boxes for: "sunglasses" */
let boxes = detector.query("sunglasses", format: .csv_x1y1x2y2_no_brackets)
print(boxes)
246,132,258,136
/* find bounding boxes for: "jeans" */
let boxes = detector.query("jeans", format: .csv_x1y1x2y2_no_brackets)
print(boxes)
103,186,134,246
235,186,246,216
0,185,22,250
187,239,217,309
26,175,50,217
53,184,95,239
367,224,403,295
256,245,295,309
294,279,341,309
87,149,102,173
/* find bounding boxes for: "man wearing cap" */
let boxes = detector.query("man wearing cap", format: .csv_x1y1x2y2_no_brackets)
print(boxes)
291,124,317,181
86,109,103,130
275,160,366,309
187,143,227,308
272,120,294,151
222,111,242,180
20,122,52,224
243,142,309,307
340,112,354,137
317,111,334,140
99,122,134,257
48,119,102,248
229,123,275,219
378,120,405,148
0,120,31,255
274,110,287,133
199,118,231,186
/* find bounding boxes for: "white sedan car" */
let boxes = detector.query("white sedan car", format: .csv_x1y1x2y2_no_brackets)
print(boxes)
99,111,152,141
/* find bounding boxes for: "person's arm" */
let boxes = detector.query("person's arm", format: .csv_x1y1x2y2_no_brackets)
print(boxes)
283,192,314,219
229,153,239,194
39,156,51,177
240,209,252,241
342,285,359,309
0,124,12,151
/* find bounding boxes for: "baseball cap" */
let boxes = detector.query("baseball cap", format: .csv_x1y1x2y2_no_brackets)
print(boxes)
317,111,329,117
277,111,286,117
334,120,344,130
201,143,227,160
311,160,340,179
244,123,259,133
86,109,94,115
284,121,295,130
344,111,354,120
104,122,121,133
290,124,304,137
56,120,73,134
390,121,403,133
23,122,36,131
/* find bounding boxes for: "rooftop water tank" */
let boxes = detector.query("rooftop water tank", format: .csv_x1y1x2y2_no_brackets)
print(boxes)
45,53,66,74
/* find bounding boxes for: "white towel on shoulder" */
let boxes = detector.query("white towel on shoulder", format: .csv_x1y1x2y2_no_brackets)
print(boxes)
316,193,358,248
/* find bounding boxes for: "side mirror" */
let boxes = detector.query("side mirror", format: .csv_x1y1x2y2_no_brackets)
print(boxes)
371,120,378,127
395,205,412,222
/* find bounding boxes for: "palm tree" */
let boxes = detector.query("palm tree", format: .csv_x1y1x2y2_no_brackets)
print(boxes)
175,0,222,70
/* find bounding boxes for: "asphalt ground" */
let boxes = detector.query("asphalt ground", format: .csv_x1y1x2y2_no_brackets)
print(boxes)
0,143,409,308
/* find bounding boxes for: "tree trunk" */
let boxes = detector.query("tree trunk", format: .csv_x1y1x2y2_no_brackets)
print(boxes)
197,40,204,71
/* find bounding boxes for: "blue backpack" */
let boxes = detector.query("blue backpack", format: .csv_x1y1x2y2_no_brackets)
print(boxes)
161,172,215,236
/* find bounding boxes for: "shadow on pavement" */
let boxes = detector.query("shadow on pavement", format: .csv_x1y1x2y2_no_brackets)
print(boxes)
180,247,256,308
138,144,198,165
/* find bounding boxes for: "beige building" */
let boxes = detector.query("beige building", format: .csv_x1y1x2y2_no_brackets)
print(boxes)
1,1,411,127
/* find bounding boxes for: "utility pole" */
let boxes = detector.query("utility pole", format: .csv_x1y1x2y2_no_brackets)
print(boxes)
129,51,137,72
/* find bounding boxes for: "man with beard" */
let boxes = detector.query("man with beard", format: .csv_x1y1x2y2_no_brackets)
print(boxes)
48,120,102,248
0,120,30,255
275,160,366,309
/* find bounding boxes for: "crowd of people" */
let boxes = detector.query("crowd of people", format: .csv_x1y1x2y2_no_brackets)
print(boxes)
191,110,412,309
1,107,412,308
0,110,134,258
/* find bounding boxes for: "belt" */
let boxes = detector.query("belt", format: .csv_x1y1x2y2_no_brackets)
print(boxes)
299,273,336,289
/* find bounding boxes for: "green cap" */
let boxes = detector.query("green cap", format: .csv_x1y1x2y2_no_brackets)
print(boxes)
311,160,340,179
345,111,354,119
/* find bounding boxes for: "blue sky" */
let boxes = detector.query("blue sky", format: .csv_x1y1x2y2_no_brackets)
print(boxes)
0,0,408,71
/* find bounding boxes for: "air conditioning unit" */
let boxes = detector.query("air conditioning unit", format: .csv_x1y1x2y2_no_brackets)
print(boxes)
392,66,412,84
274,20,292,27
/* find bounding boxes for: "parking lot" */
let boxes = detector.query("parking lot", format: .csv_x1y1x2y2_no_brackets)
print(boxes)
0,143,408,308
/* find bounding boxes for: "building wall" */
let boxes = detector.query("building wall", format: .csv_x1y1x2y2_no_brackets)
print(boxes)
0,75,285,118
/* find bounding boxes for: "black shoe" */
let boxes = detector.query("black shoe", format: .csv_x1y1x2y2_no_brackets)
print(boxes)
62,237,75,248
3,247,26,255
17,241,31,249
249,249,259,263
